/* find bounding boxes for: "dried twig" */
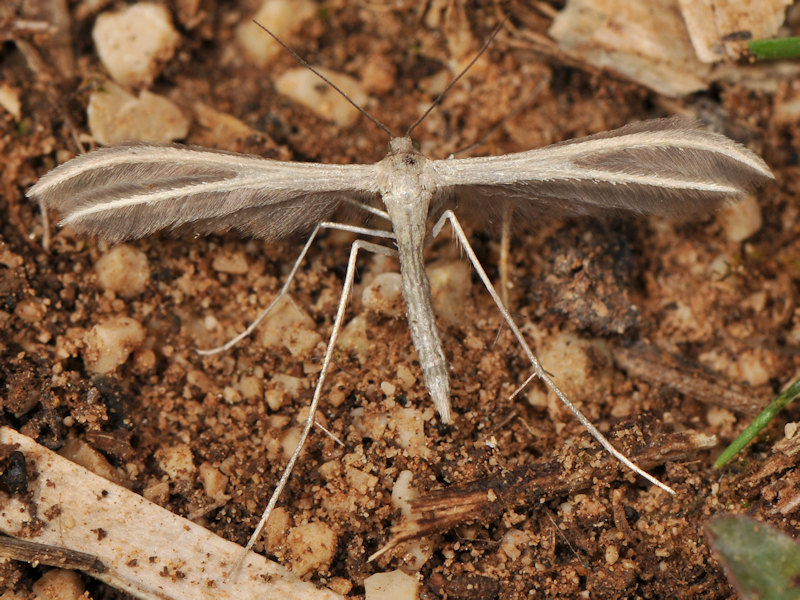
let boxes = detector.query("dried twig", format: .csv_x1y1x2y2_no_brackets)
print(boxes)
372,427,717,559
0,427,342,600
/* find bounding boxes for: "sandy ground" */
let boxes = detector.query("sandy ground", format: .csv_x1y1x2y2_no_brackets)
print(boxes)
2,1,799,598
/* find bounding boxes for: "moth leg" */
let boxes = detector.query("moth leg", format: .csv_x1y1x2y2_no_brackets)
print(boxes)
237,237,398,566
430,209,676,496
340,197,391,222
197,223,395,355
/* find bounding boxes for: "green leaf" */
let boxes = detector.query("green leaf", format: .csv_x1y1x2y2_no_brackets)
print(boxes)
748,37,800,60
707,515,800,600
715,376,800,468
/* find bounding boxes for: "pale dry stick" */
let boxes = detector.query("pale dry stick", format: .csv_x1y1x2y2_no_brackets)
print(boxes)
0,427,343,600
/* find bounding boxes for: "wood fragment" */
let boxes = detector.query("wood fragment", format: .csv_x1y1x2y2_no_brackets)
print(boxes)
0,535,105,573
373,427,716,558
0,427,343,600
613,341,765,415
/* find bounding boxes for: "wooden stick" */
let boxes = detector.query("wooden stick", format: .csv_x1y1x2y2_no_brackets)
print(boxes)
0,427,343,600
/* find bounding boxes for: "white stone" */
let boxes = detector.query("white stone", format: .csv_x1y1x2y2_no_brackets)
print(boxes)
199,462,229,502
339,314,369,359
362,272,404,317
678,0,791,62
287,521,338,578
259,295,322,357
390,407,428,457
236,0,316,67
83,316,145,374
391,470,418,517
0,83,21,120
500,528,528,561
263,506,292,553
364,570,419,600
718,194,762,243
95,244,150,297
33,569,86,600
345,466,379,494
275,67,369,127
59,438,124,485
212,250,249,275
527,330,612,404
550,0,710,96
93,2,180,87
428,260,471,327
88,82,189,145
155,443,196,480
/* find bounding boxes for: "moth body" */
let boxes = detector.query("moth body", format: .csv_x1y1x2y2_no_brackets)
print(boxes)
377,137,451,422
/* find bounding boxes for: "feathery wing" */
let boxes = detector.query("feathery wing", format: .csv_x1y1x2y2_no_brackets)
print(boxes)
431,118,773,223
28,144,381,243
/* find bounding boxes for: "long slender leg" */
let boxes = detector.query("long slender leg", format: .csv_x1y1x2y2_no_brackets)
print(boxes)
340,197,391,221
198,222,395,356
431,210,676,496
238,237,398,566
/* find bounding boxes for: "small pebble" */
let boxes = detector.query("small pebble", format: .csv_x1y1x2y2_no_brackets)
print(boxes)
263,506,292,553
338,314,368,359
718,194,762,242
259,296,322,357
364,570,419,600
95,244,150,297
287,521,338,578
0,83,21,120
88,82,189,145
93,2,180,86
59,438,123,484
33,569,85,600
155,443,195,480
345,466,378,494
275,67,369,127
236,374,262,401
362,54,397,95
236,0,316,67
199,462,229,502
526,330,612,405
83,316,145,374
265,388,285,411
428,260,471,327
132,348,156,374
13,297,46,325
143,480,170,504
500,528,528,562
391,470,418,517
362,272,404,317
390,407,428,457
212,250,249,275
271,373,307,398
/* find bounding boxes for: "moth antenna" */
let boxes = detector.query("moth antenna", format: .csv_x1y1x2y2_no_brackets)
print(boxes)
405,19,506,138
253,20,395,138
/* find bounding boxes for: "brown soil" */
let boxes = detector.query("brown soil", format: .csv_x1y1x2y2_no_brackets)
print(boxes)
1,2,798,598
